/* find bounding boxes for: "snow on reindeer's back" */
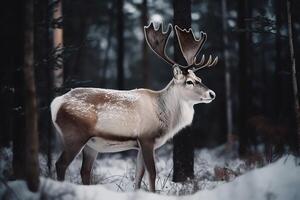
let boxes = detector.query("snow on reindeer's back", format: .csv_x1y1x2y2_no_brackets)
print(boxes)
65,88,142,136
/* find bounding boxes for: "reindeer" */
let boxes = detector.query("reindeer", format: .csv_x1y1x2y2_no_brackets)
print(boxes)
50,22,218,192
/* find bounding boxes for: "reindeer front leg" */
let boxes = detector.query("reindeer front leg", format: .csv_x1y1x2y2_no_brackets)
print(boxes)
138,139,156,192
134,150,145,190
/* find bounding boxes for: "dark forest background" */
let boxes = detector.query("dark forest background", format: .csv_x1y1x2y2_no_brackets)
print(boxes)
0,0,300,192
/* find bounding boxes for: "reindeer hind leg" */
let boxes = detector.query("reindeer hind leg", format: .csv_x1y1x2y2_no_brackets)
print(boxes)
56,134,89,181
81,145,98,185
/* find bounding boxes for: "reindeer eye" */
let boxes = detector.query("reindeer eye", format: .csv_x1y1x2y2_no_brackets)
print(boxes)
186,80,194,85
195,81,200,85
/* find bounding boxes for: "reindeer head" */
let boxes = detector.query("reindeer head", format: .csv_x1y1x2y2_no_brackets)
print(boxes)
144,23,217,104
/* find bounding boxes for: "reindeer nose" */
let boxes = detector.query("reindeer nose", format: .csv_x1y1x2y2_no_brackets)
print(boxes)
208,90,216,99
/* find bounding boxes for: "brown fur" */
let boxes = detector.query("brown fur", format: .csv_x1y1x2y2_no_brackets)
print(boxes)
57,96,138,142
56,103,97,136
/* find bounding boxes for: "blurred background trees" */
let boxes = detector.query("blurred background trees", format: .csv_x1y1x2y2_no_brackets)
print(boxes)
0,0,300,188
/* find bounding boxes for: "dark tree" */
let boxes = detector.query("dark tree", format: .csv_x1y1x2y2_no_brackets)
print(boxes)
101,2,115,87
274,0,283,113
287,0,300,154
117,0,124,89
172,0,194,182
0,2,22,148
221,0,234,153
237,0,252,156
23,0,40,191
34,0,53,176
52,0,64,95
12,2,26,180
141,0,149,87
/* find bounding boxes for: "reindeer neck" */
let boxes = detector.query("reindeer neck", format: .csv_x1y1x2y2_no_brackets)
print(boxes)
156,79,194,132
157,79,181,108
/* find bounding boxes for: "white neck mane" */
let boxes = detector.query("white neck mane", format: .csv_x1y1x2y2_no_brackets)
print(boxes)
156,80,194,139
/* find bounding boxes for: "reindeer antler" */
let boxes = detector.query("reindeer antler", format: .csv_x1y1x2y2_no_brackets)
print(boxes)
144,22,175,66
144,22,218,72
174,25,218,72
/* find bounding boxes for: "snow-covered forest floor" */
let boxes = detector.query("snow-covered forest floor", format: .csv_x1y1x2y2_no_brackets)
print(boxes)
1,144,300,200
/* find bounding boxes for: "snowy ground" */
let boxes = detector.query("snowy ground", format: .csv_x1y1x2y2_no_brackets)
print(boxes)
1,144,300,199
42,144,248,194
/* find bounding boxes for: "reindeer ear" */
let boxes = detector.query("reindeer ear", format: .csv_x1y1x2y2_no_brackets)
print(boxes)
173,66,184,80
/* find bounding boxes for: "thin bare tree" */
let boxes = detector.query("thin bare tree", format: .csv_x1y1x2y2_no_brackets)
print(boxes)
117,0,124,89
141,0,149,87
23,0,40,192
52,0,64,94
221,0,234,153
237,0,252,156
101,2,115,87
287,0,300,153
274,0,283,112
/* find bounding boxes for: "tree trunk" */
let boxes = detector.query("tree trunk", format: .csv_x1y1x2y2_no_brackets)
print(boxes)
172,0,194,182
12,1,26,181
274,0,283,114
23,0,40,192
141,0,149,87
117,0,124,89
221,0,234,153
12,60,26,180
237,0,251,156
261,32,268,113
45,0,53,178
73,12,88,78
287,0,300,154
35,0,52,176
0,2,22,148
52,0,64,95
101,2,115,87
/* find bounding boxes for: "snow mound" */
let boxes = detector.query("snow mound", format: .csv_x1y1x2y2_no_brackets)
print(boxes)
1,156,299,200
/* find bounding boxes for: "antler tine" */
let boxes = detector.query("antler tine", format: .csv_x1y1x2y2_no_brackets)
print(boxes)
203,55,212,67
144,22,175,66
194,55,206,66
192,56,219,72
